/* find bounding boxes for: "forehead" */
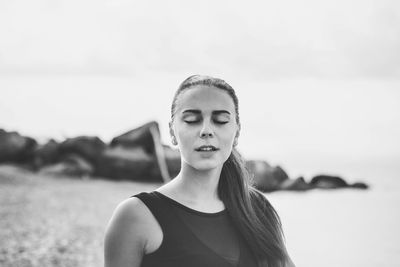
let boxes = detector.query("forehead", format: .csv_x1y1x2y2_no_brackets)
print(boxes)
175,85,236,113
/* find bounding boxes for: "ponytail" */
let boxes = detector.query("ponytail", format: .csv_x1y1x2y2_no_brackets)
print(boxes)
218,149,290,267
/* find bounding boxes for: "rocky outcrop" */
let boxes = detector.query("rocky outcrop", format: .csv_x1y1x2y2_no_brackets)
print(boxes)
350,182,369,189
246,160,289,192
110,121,171,182
39,154,94,178
0,129,37,163
59,136,106,164
33,139,60,168
95,146,157,181
111,121,157,152
246,161,369,192
310,175,369,190
279,176,312,191
0,127,369,191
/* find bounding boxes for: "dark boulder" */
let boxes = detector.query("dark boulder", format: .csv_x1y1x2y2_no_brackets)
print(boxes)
95,146,158,181
111,122,172,182
59,136,106,164
0,129,37,163
163,145,181,178
350,182,369,189
33,139,60,168
310,175,348,189
280,176,312,191
274,166,290,183
39,154,94,178
111,121,158,153
246,160,289,192
310,175,369,190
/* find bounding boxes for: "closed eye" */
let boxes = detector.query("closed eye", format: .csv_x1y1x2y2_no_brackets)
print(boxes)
184,120,228,125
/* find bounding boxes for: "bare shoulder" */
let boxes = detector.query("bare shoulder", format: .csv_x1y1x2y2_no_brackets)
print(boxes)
111,197,152,224
104,197,155,267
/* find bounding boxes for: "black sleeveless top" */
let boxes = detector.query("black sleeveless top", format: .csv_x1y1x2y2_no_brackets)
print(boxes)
131,191,258,267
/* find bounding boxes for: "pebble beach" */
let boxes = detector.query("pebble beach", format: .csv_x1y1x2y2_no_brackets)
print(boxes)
1,164,399,267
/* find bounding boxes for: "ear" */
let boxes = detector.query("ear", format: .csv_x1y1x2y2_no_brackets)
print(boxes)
169,121,178,146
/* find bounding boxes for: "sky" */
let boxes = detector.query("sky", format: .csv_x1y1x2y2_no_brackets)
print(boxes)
0,0,399,78
0,0,399,182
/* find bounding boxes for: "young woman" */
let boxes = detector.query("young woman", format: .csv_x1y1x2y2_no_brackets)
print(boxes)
104,75,295,267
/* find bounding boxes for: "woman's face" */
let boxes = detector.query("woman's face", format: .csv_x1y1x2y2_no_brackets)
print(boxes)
170,85,240,171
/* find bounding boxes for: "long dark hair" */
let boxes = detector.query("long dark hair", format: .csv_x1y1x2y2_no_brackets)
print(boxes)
171,75,291,267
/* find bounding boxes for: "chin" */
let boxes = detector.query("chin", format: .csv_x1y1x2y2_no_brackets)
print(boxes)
186,159,223,171
194,164,220,171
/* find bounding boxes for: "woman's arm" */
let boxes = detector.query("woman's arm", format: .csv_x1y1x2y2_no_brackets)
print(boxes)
104,198,148,267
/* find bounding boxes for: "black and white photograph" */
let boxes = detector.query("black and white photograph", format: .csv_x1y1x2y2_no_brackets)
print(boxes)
1,1,399,266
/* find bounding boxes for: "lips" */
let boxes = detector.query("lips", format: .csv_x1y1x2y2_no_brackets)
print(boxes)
195,145,219,152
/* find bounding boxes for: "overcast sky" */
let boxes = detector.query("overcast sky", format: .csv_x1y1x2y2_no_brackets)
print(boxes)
0,0,399,79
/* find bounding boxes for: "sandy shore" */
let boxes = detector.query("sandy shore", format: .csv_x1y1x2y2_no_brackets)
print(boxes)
1,164,399,267
0,165,158,267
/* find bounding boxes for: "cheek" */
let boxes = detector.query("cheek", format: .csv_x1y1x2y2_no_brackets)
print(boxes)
176,128,194,148
221,127,237,143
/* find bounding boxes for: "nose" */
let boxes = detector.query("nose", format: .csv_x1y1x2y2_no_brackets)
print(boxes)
200,120,214,138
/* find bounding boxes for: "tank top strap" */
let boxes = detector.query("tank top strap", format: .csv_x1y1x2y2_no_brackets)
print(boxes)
129,191,183,248
130,191,175,227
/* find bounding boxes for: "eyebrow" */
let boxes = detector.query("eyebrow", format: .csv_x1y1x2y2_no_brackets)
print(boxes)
182,109,231,115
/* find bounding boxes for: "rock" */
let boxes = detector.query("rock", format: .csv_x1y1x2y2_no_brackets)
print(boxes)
33,139,60,168
310,175,348,189
111,121,159,153
280,176,312,191
163,145,181,178
274,165,289,183
39,154,94,178
350,182,369,189
0,129,37,163
246,160,289,192
95,146,158,181
59,136,106,164
111,121,172,182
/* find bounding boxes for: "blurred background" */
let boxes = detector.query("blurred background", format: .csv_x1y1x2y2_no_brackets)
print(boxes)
1,0,399,266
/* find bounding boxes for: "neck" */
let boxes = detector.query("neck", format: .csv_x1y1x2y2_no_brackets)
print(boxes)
172,163,223,202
